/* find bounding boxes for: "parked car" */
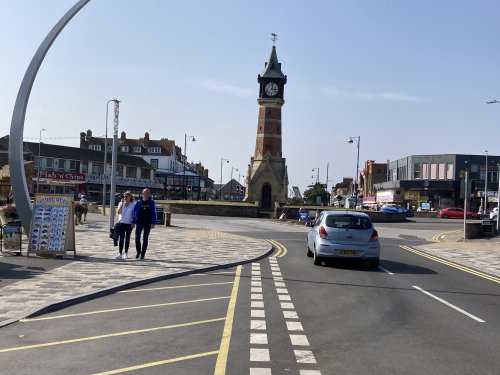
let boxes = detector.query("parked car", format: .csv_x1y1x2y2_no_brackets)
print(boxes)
380,204,414,217
490,207,498,220
306,210,380,269
438,207,480,219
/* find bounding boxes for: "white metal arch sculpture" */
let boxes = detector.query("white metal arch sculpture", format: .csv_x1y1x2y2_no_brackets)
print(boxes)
9,0,91,233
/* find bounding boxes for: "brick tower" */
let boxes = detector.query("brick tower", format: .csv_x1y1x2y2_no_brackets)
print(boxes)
244,45,288,209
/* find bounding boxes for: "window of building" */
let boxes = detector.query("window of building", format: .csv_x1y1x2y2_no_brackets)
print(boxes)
46,158,53,170
107,145,113,152
422,163,428,179
69,160,76,171
438,163,445,179
430,164,437,179
141,168,150,179
446,164,454,179
126,166,137,179
121,146,129,152
150,159,159,169
133,146,142,153
414,163,421,179
92,162,104,175
58,159,66,171
116,165,123,177
81,161,88,173
148,147,161,154
89,144,101,151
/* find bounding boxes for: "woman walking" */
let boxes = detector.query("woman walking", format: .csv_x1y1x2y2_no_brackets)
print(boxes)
115,192,136,260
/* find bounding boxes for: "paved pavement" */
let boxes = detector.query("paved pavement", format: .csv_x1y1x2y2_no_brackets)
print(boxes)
0,213,271,327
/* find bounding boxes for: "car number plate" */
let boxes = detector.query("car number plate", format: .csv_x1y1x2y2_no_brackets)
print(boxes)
339,250,361,256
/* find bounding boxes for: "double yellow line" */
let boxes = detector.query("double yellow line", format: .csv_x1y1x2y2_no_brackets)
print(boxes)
268,239,288,257
400,245,500,284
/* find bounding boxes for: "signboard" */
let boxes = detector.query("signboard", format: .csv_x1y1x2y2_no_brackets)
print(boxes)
1,222,22,254
27,194,76,257
35,170,85,181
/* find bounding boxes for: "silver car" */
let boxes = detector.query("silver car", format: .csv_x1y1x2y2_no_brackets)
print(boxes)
307,210,380,269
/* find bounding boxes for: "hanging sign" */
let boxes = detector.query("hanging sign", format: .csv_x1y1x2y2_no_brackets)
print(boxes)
27,194,76,258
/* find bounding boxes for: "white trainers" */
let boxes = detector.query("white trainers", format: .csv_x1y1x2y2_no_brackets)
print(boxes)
122,253,128,260
115,254,122,260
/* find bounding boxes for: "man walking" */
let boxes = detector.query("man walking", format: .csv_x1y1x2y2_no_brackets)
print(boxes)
131,188,157,260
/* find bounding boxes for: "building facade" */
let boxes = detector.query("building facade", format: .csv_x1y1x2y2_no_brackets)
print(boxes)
360,160,388,203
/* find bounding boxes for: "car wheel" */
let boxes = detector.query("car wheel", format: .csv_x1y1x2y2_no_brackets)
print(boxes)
369,259,379,270
441,214,448,219
313,248,322,266
306,244,313,257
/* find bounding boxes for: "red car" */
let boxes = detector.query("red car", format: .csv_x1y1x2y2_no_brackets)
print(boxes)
438,207,480,219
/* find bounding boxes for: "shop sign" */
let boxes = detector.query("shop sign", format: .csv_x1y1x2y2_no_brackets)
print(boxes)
36,170,85,181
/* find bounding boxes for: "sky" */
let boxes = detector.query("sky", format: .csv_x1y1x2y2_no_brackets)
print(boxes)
1,0,500,195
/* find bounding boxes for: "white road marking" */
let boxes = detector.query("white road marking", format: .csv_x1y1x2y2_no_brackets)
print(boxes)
286,321,304,331
294,350,316,364
251,281,262,287
270,267,280,271
252,271,262,276
250,348,270,362
276,288,288,294
251,294,263,300
251,320,267,330
281,302,294,309
379,266,394,275
274,282,286,288
271,272,282,277
251,301,264,308
251,287,263,293
290,335,310,346
413,286,486,323
250,368,272,375
250,333,268,345
278,294,291,301
283,310,298,319
274,277,284,281
300,370,322,375
251,310,266,318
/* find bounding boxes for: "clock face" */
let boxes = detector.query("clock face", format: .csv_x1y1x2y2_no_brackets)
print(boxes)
264,82,279,96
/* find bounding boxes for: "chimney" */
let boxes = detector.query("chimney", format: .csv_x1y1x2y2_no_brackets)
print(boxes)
86,129,92,140
143,132,150,148
120,131,127,144
80,132,86,148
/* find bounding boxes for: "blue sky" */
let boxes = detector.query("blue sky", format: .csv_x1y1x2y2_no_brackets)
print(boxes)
1,0,500,194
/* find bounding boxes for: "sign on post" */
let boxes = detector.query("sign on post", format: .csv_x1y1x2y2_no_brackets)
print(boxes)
27,194,76,258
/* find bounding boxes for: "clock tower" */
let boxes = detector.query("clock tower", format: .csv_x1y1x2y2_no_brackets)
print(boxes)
244,45,289,209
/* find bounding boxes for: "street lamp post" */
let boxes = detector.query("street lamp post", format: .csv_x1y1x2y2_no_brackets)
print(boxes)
103,99,120,215
484,150,488,215
36,128,45,194
230,167,238,200
109,100,120,231
183,134,195,200
220,158,229,200
348,136,361,208
311,168,320,184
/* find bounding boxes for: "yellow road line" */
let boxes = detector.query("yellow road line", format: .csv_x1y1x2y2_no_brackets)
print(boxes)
213,265,241,375
268,239,287,258
92,350,219,375
21,296,230,322
400,245,500,284
432,230,459,242
0,318,225,353
118,282,234,293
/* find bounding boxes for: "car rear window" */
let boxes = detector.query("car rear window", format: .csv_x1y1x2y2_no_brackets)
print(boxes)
325,215,372,230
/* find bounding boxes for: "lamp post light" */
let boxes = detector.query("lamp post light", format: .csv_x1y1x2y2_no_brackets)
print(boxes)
230,167,238,200
183,134,195,200
36,128,45,194
109,99,121,231
484,150,488,215
220,158,229,200
311,168,320,184
348,136,361,208
103,99,120,215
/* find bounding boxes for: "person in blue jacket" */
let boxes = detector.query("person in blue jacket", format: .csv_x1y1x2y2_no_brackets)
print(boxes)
131,188,157,260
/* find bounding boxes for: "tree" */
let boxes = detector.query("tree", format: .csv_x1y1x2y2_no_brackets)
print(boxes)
303,183,330,205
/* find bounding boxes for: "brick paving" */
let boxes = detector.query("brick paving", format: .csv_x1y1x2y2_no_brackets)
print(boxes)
0,213,271,327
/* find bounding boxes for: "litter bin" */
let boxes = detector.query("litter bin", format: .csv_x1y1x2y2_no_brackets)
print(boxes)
156,206,165,225
165,212,172,226
482,219,493,237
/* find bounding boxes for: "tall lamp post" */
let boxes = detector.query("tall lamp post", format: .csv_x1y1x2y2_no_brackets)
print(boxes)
220,158,229,200
484,150,488,214
102,99,120,216
348,136,361,208
109,100,120,231
311,168,320,184
230,167,238,200
36,128,45,194
183,134,195,200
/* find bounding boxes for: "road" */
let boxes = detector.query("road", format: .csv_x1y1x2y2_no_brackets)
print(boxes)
0,216,499,374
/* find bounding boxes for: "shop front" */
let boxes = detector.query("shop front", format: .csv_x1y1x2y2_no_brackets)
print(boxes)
33,170,85,198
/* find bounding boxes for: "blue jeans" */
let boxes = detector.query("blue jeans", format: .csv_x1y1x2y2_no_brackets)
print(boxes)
135,223,151,258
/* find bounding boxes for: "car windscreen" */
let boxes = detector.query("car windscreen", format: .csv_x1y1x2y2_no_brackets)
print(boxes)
325,215,372,230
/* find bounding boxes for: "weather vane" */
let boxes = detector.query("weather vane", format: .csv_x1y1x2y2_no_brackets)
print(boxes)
271,33,278,46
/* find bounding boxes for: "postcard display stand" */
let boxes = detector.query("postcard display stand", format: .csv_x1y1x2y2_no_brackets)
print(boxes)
27,194,76,258
0,222,23,256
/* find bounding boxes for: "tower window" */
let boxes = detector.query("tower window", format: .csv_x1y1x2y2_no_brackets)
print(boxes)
268,110,272,115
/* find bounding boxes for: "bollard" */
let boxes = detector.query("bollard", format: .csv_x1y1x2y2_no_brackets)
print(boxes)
165,212,172,226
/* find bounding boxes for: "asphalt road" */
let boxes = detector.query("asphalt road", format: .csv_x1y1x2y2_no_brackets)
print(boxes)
0,217,499,374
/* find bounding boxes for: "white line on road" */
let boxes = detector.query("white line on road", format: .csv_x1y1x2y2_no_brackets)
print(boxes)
250,348,270,362
413,286,485,323
290,335,310,346
379,266,394,275
294,350,317,364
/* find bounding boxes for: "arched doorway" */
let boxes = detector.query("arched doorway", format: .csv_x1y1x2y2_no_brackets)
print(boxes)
261,184,272,209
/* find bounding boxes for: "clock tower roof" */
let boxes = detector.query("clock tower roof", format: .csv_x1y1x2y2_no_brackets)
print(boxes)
260,46,286,79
